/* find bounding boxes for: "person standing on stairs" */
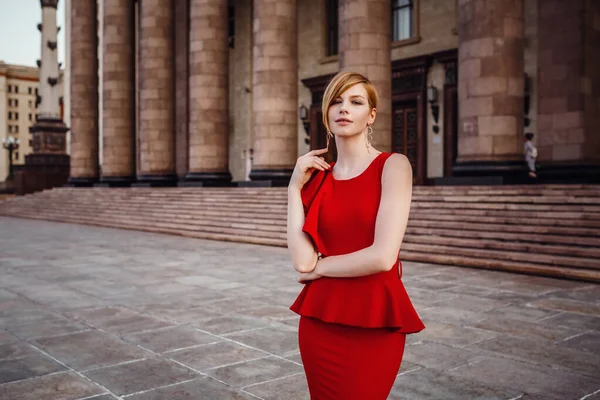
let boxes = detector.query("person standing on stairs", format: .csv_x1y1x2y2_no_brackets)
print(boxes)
286,71,425,400
524,132,538,179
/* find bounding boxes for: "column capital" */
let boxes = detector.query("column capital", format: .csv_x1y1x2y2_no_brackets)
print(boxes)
40,0,59,9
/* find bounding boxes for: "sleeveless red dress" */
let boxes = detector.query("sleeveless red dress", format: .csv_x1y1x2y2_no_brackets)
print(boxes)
290,152,425,399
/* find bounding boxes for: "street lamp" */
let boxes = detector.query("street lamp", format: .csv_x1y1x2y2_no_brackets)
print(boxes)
2,136,20,181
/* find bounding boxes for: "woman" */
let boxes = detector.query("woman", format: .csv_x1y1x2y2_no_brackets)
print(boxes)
287,71,425,399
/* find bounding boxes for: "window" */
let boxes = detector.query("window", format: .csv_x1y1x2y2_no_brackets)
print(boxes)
15,85,19,93
15,151,19,161
8,85,12,93
28,87,32,95
7,99,11,107
8,125,12,133
15,99,18,107
28,100,32,108
325,0,339,57
392,0,413,41
15,112,19,120
35,88,38,95
8,112,12,120
15,125,19,133
29,113,32,121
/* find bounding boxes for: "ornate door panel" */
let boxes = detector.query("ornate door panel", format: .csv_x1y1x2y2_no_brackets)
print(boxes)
393,104,423,183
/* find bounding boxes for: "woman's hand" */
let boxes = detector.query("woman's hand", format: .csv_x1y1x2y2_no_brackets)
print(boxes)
298,268,323,283
288,148,331,192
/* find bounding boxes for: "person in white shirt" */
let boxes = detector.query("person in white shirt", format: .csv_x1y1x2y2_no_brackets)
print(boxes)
524,132,538,178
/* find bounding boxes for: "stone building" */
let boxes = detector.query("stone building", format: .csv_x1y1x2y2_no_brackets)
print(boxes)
0,61,65,182
64,0,600,187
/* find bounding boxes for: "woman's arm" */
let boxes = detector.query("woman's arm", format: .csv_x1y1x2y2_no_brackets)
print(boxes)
287,186,319,273
287,149,331,273
299,154,413,281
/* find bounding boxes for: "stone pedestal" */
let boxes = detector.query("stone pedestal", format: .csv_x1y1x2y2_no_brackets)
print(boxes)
455,0,526,181
137,0,176,186
101,0,135,185
249,0,297,186
68,0,99,186
185,0,232,186
338,0,392,152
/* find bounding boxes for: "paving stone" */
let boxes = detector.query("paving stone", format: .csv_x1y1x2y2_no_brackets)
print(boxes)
388,367,522,400
438,284,505,297
68,306,174,334
123,325,220,353
402,287,458,307
407,277,460,291
240,306,297,321
527,298,600,316
207,356,303,388
0,342,38,360
558,331,600,353
542,285,600,304
0,371,104,400
7,317,90,340
225,326,299,357
84,395,117,400
409,321,497,347
538,312,600,331
126,377,256,400
33,330,150,370
190,315,268,335
469,316,582,342
148,306,223,323
419,306,487,326
285,352,303,365
84,357,198,396
243,372,309,400
469,335,600,378
403,341,488,372
433,294,510,313
0,330,17,344
482,304,561,322
0,353,66,384
447,357,600,400
204,297,271,314
168,341,268,371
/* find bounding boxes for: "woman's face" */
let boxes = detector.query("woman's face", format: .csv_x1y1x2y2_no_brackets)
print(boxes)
327,83,376,138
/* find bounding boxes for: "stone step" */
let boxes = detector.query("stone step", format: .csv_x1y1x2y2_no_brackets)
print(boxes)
399,251,600,283
408,212,600,229
401,242,600,270
403,234,600,259
7,201,599,244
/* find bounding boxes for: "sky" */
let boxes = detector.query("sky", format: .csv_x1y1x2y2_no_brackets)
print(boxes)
0,0,66,67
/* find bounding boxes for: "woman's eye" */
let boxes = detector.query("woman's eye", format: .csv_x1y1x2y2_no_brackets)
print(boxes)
333,99,342,104
352,101,363,105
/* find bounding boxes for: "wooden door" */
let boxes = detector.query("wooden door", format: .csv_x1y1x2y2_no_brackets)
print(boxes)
392,103,423,184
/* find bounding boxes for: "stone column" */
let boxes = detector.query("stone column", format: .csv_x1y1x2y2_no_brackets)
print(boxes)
185,0,231,186
249,0,298,185
137,0,175,185
101,0,135,184
174,0,189,179
338,0,392,152
456,0,525,169
68,0,99,185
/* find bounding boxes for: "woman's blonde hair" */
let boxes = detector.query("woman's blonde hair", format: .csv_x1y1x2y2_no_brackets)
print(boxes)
321,71,379,134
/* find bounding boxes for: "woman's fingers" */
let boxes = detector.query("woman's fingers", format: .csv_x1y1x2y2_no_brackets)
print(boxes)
308,148,328,156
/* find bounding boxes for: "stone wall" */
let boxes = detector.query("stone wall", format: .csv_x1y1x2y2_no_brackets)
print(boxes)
390,0,458,61
524,0,538,143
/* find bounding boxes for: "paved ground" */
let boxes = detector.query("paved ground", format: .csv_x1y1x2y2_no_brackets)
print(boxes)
0,216,599,400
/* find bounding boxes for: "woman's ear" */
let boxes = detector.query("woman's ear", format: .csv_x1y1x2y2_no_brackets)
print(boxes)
369,107,377,124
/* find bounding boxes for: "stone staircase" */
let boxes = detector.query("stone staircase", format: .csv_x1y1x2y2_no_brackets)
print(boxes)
1,185,599,282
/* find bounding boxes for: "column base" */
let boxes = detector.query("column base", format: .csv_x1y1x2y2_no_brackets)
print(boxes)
180,171,233,187
249,168,294,187
133,174,178,187
538,163,600,184
451,160,529,185
66,177,98,187
97,176,135,187
14,153,70,195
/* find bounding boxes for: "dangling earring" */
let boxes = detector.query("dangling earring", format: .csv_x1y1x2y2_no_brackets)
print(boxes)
366,125,373,151
326,130,333,148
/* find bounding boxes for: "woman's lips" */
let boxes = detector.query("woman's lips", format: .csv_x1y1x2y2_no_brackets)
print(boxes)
335,118,352,125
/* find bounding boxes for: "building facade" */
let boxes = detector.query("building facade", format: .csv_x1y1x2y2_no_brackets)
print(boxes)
64,0,600,187
0,62,65,182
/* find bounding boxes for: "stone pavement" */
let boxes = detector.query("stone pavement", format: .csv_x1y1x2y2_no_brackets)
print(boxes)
0,217,599,400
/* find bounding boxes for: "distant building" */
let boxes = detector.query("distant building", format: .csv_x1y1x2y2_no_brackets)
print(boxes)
0,61,65,182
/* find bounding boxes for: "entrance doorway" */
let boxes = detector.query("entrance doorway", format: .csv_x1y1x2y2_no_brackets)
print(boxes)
392,99,424,184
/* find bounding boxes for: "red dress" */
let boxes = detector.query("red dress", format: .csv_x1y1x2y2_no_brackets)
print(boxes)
290,152,425,399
